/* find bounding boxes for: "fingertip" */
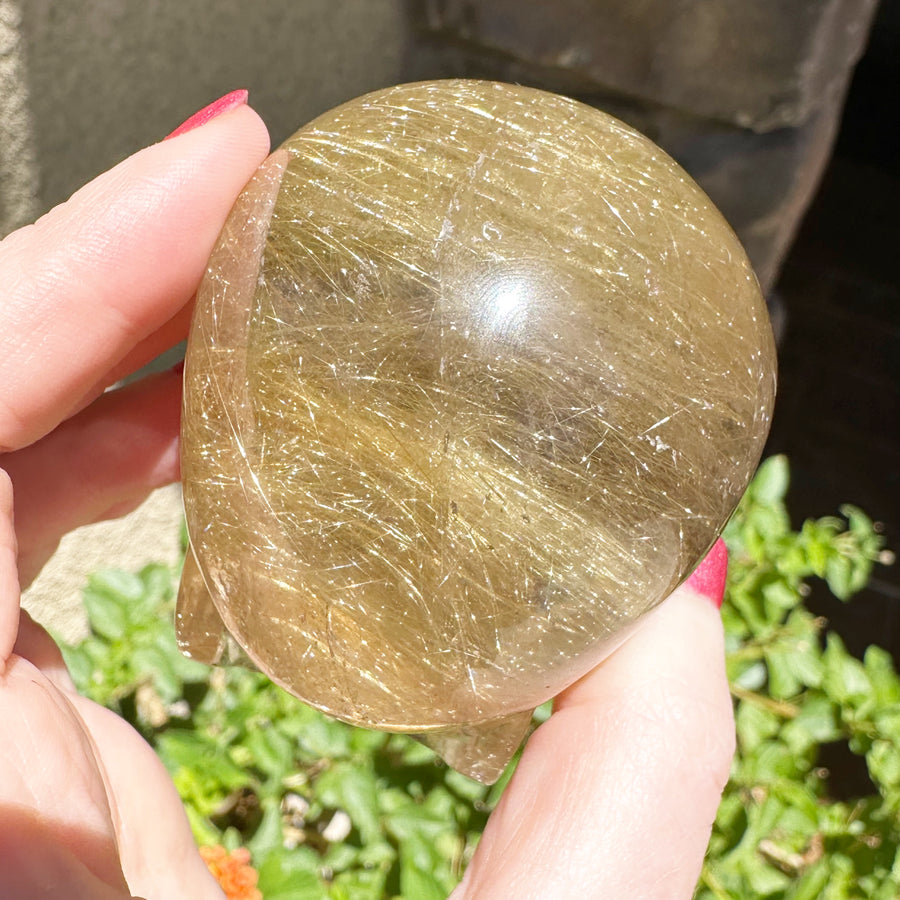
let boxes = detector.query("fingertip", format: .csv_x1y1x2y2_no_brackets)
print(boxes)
461,586,735,899
164,89,250,141
152,100,270,173
684,537,728,608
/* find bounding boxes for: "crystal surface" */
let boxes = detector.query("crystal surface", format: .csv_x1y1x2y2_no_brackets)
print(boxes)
178,80,776,782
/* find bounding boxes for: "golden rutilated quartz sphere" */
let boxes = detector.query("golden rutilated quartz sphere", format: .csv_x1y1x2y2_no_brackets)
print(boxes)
178,80,776,783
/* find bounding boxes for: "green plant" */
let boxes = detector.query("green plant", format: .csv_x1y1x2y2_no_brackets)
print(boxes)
702,456,898,899
59,456,896,898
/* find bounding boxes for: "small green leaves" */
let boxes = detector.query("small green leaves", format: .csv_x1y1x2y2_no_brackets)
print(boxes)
701,458,897,900
750,454,790,506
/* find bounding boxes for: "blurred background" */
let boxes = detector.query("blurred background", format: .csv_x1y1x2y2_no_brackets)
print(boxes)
3,0,896,662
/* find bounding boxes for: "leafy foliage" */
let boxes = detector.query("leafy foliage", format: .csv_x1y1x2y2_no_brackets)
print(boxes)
59,456,896,898
703,456,898,899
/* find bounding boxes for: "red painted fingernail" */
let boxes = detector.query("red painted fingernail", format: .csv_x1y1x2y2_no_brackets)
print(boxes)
170,359,185,376
685,538,728,609
164,89,249,140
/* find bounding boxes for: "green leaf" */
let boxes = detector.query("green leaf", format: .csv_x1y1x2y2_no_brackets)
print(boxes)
744,853,791,895
321,840,359,873
732,660,767,692
399,833,451,900
823,634,871,703
868,740,900,791
131,644,180,701
765,647,802,699
330,867,388,900
762,579,799,615
874,707,900,744
770,779,820,831
782,696,841,753
156,730,247,791
751,455,790,505
58,643,94,690
256,847,327,900
135,562,174,607
864,645,900,707
735,700,781,752
384,797,450,843
82,582,129,640
314,763,382,845
245,726,295,784
88,569,147,605
349,727,388,756
782,637,823,690
297,715,354,761
825,553,855,601
444,768,489,804
790,862,831,900
169,642,211,682
248,799,286,858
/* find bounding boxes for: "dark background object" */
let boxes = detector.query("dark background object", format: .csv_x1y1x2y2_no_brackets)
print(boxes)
767,0,900,660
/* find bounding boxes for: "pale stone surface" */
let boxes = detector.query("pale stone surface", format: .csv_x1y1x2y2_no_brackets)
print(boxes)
180,81,776,781
22,485,183,644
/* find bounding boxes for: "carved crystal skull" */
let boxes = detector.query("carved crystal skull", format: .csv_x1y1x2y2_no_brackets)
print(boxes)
177,80,776,783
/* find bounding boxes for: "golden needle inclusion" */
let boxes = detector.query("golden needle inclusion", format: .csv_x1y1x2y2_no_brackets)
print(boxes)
178,80,776,783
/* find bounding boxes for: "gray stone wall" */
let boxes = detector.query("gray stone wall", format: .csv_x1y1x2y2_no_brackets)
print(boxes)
2,0,412,231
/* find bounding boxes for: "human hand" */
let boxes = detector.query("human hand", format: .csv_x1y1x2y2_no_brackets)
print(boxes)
0,93,734,899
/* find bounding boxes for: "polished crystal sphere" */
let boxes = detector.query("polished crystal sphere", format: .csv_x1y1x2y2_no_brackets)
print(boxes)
178,80,776,782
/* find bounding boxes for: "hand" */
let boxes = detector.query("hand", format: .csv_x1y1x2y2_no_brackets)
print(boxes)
0,97,734,899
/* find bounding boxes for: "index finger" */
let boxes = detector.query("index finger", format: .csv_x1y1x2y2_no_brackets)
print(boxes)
0,103,269,452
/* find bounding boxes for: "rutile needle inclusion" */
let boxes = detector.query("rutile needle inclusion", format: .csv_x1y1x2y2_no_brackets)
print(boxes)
177,80,776,783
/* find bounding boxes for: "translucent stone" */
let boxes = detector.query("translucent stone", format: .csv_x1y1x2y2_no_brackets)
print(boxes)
178,80,776,783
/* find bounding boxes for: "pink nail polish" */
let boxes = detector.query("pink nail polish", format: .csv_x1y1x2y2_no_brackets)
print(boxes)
685,538,728,608
164,89,249,140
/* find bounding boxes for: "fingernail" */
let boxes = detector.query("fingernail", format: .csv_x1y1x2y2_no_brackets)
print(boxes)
685,538,728,609
164,89,249,140
170,358,185,376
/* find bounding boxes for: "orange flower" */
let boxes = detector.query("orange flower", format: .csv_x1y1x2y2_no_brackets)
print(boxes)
200,845,262,900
